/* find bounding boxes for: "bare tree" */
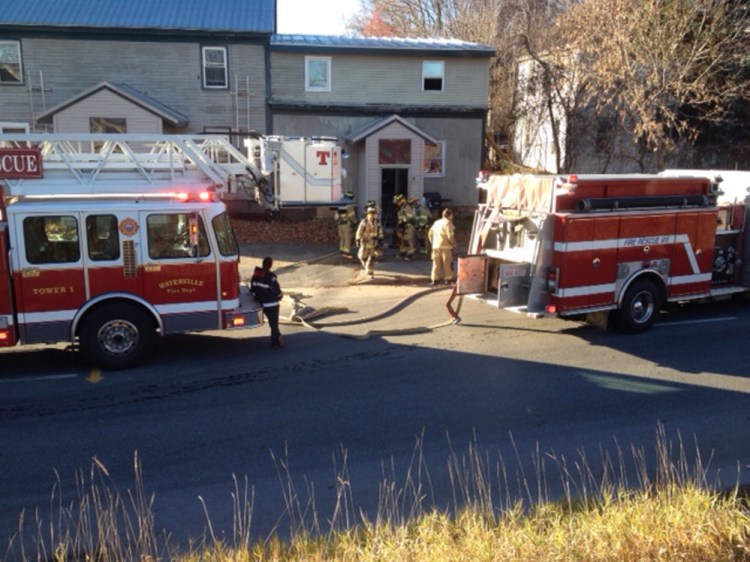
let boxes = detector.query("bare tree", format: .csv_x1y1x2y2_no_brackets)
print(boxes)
348,0,578,171
349,0,500,40
559,0,750,170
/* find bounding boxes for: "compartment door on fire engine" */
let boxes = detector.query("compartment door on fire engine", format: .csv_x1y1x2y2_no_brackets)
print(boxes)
140,211,220,333
13,212,86,343
558,216,619,309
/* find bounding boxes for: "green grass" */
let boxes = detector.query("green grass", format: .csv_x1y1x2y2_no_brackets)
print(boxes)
5,426,750,561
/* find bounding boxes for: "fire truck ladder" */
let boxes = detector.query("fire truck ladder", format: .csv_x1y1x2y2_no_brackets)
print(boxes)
0,133,265,199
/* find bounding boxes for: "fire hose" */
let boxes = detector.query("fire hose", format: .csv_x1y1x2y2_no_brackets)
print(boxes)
280,285,463,339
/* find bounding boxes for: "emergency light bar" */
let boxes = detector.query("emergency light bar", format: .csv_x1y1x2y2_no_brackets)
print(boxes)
16,189,218,202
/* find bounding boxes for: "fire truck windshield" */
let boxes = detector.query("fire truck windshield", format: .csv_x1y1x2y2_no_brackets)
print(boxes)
212,211,239,257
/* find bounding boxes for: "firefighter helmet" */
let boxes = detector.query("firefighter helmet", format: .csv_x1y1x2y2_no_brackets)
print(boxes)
343,191,354,200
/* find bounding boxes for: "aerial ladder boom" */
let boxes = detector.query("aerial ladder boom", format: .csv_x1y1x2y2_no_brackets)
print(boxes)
0,133,262,197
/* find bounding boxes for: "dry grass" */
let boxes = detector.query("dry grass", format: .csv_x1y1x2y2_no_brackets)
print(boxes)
5,426,750,562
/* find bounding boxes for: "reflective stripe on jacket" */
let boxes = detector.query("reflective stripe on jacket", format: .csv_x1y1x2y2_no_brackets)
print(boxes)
250,267,282,307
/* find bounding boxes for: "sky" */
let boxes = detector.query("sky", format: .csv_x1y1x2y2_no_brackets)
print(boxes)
276,0,361,35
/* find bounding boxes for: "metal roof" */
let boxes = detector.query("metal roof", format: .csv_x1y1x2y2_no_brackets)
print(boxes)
0,0,275,33
272,34,496,56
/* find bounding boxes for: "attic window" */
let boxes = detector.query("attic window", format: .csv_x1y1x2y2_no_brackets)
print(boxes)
202,46,228,89
422,60,444,92
0,41,22,84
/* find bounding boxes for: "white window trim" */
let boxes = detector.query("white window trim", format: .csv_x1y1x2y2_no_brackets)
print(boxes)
0,40,23,84
305,56,331,92
202,46,228,89
422,60,444,92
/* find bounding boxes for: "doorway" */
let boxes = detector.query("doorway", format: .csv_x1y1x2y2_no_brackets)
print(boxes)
380,168,409,232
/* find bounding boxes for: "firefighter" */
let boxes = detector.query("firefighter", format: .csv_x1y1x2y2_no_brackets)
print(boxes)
334,191,357,258
355,204,384,278
365,199,384,260
414,197,431,255
394,194,417,260
250,256,285,348
428,208,456,285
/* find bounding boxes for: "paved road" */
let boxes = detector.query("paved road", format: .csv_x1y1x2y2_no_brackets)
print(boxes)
2,251,750,553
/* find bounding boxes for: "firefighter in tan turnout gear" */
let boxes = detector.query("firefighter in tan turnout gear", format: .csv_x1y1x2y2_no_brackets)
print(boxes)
355,204,384,279
414,198,431,255
394,194,417,260
334,191,357,258
428,208,456,285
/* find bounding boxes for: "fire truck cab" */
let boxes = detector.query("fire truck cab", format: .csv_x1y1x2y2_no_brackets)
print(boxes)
461,173,750,332
0,136,263,369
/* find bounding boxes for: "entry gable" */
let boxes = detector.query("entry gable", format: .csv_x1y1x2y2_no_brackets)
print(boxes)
36,81,189,128
345,114,437,146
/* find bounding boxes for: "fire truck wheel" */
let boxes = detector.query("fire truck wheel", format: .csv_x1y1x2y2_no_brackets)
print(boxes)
80,303,156,370
615,278,661,333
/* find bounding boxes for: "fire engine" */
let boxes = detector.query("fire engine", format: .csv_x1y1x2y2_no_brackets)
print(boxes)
0,133,266,369
459,172,750,332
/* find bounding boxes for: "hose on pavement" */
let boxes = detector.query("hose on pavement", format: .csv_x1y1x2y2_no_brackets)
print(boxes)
281,285,462,339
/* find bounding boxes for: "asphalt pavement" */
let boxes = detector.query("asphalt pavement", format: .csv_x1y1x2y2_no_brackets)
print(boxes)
238,243,461,336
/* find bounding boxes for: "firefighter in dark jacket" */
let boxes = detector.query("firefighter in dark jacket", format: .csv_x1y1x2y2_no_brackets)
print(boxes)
250,256,284,348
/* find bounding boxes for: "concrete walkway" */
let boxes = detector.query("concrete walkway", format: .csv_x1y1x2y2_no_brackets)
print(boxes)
239,244,460,335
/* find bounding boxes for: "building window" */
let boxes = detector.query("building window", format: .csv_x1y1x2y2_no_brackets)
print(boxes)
0,122,29,133
305,56,331,92
422,61,444,92
90,117,126,151
379,139,411,165
202,46,228,89
90,117,127,134
0,41,22,84
424,141,445,176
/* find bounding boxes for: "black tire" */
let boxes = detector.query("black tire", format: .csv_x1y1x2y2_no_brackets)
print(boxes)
615,278,661,333
80,303,156,370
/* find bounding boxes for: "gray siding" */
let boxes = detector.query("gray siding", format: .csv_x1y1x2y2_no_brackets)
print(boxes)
417,117,483,206
1,38,268,133
361,121,425,205
271,52,489,108
52,89,162,133
272,113,484,206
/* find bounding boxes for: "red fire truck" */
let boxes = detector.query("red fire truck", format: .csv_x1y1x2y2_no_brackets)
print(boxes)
459,172,750,331
0,134,264,369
